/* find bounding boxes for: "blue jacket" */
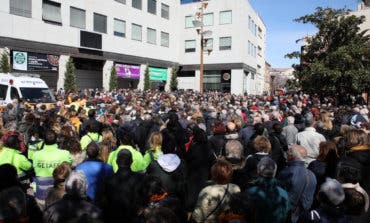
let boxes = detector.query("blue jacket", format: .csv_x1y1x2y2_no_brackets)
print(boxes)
76,159,114,200
277,160,317,211
245,178,290,223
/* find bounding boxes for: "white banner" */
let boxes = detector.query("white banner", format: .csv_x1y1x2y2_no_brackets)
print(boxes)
13,51,27,71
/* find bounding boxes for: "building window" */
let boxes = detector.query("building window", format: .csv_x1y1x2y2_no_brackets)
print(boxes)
219,37,231,50
185,40,196,52
147,28,156,44
203,13,213,26
248,41,251,55
70,7,85,29
185,16,194,28
161,3,169,19
114,0,126,4
148,0,156,15
161,32,169,47
204,38,213,51
94,13,107,33
42,0,62,24
10,0,32,18
132,0,142,10
114,18,126,37
132,23,142,41
220,10,232,24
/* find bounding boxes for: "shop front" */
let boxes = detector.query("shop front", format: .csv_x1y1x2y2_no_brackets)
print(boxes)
116,63,140,89
203,70,231,92
73,58,103,90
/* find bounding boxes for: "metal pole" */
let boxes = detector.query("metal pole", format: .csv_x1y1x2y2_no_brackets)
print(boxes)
199,4,204,93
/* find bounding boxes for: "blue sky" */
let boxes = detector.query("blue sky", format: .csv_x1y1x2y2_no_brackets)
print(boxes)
249,0,359,68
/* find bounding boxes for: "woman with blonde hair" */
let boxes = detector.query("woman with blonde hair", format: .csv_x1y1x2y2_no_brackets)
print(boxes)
102,129,117,149
317,110,339,140
143,132,164,168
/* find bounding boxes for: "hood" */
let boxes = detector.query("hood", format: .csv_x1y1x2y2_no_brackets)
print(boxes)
157,154,181,173
225,133,239,140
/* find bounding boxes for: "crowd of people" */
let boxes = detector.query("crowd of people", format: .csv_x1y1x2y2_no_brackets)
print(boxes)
0,88,369,223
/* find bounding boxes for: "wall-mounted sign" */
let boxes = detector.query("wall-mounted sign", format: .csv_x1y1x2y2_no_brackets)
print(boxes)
149,67,167,81
12,51,59,71
115,64,140,79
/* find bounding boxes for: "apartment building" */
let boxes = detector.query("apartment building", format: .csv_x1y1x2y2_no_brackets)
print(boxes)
0,0,266,94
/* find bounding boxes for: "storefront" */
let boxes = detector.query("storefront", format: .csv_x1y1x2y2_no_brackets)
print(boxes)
73,58,103,89
203,70,231,92
116,63,140,89
149,67,167,91
11,50,59,89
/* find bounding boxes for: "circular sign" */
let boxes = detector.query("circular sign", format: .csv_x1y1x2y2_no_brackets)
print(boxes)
47,55,59,66
14,52,26,64
223,73,231,81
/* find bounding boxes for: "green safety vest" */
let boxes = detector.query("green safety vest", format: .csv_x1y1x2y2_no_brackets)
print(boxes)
32,144,72,177
0,147,32,174
27,140,44,160
107,145,146,173
80,132,102,150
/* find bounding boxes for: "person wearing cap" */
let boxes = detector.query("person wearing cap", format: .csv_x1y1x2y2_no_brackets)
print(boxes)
295,113,326,165
241,157,290,223
277,145,317,223
298,178,349,223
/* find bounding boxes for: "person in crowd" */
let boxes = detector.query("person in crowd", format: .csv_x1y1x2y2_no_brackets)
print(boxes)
161,111,186,158
269,122,288,170
76,142,114,201
335,124,356,157
316,110,340,141
101,129,117,150
241,157,290,223
45,162,72,208
277,145,317,223
298,178,349,223
143,131,164,168
80,109,102,137
225,140,248,191
282,116,298,148
239,116,255,150
295,114,326,165
192,159,240,223
245,135,271,184
60,137,86,168
208,121,227,158
80,122,103,150
246,123,267,156
107,126,146,172
32,129,73,206
185,124,211,212
137,176,186,223
43,170,103,223
141,207,180,223
100,149,144,223
0,164,43,223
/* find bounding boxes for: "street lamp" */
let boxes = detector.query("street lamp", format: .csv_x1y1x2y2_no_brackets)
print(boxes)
193,0,212,93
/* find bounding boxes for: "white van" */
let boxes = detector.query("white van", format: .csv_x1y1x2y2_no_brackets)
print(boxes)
0,73,55,107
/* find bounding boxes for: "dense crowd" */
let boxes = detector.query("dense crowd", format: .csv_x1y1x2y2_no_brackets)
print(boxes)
0,89,369,223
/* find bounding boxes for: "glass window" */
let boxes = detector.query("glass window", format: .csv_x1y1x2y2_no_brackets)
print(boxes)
147,28,156,44
185,40,196,52
219,37,231,50
94,13,107,33
114,0,126,4
203,13,213,26
148,0,156,14
0,85,8,100
248,41,251,55
70,7,85,29
10,87,19,100
10,0,32,18
132,0,142,10
185,16,194,28
204,38,213,51
114,18,126,37
161,3,169,19
42,0,62,24
220,10,232,24
132,23,142,41
161,32,169,47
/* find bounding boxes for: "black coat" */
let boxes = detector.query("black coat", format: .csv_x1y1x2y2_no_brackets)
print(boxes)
161,126,186,158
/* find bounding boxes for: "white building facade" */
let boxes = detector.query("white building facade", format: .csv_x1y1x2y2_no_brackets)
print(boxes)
0,0,266,95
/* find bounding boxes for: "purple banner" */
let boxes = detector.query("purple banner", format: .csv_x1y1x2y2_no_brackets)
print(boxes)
115,64,140,79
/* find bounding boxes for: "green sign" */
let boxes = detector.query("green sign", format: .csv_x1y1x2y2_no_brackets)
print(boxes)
149,67,167,81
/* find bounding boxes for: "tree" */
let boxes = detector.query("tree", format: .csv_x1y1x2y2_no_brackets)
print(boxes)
170,66,178,92
0,51,11,73
109,65,118,91
144,65,151,90
285,7,370,102
64,57,76,92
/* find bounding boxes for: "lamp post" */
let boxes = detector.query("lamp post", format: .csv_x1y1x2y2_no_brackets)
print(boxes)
193,0,211,93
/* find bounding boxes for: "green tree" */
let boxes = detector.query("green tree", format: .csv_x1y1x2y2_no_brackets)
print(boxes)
109,65,118,91
144,66,151,90
170,66,178,92
0,51,11,73
64,57,76,92
285,7,370,101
